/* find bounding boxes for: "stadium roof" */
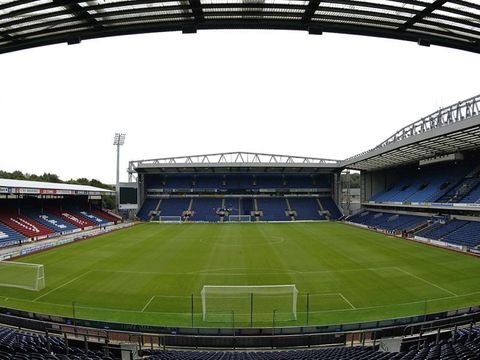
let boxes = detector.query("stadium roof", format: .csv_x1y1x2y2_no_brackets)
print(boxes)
130,151,340,174
0,0,480,54
0,178,114,195
342,93,480,171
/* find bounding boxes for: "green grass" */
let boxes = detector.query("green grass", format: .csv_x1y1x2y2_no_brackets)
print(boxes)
1,222,480,328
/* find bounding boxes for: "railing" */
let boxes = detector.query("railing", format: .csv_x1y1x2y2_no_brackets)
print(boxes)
345,94,480,162
1,304,480,350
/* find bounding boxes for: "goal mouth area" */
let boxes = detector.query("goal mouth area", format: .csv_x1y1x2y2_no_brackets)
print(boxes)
0,260,45,291
227,215,252,222
157,216,182,223
201,285,298,323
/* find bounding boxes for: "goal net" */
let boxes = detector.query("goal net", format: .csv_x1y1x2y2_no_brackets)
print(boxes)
201,285,298,323
158,216,182,223
0,261,45,291
228,215,252,222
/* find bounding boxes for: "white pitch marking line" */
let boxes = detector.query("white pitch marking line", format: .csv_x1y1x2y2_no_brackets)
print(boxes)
33,271,92,302
395,267,457,297
142,296,156,312
338,293,356,309
3,289,480,317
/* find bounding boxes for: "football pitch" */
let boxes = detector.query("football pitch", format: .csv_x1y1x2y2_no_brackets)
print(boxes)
1,222,480,328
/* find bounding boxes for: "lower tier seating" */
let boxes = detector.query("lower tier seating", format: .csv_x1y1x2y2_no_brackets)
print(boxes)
349,211,480,248
289,197,326,220
159,198,190,217
257,198,289,221
47,209,97,229
138,197,342,222
143,327,480,360
0,326,116,360
0,223,25,247
1,324,480,360
0,214,54,238
90,209,118,223
137,198,159,221
319,197,343,220
191,198,222,222
79,210,109,225
24,212,78,233
348,212,427,232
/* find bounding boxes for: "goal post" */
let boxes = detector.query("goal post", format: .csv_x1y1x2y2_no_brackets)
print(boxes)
201,285,298,323
228,215,252,222
158,216,182,223
0,261,45,291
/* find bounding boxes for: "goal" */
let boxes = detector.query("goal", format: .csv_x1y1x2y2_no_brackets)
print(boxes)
228,215,252,222
158,216,182,223
0,261,45,291
201,285,298,323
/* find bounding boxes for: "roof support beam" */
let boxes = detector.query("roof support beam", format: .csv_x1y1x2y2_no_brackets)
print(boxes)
53,0,103,30
303,0,321,25
182,0,203,32
397,0,448,32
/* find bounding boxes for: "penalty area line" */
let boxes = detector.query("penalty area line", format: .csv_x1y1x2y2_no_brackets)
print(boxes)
395,267,457,297
142,296,155,312
338,293,356,309
33,271,92,302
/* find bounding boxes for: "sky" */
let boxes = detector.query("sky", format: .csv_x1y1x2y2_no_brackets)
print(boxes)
0,30,479,184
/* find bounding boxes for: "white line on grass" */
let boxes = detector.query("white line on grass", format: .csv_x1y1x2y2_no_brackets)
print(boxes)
142,296,155,312
33,271,92,302
94,266,400,277
395,267,457,297
338,293,356,309
3,289,480,317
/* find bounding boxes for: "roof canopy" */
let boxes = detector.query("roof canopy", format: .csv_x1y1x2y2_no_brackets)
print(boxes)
342,94,480,171
0,178,114,195
131,151,340,174
0,0,479,54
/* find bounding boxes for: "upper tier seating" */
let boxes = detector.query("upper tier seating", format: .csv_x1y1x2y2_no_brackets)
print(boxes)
319,197,342,219
312,175,331,188
145,174,332,190
0,214,54,238
164,176,193,189
370,165,470,203
191,198,222,222
0,223,24,247
255,175,284,188
194,176,223,189
460,182,480,203
285,175,313,188
289,197,325,220
225,175,254,189
257,198,289,221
